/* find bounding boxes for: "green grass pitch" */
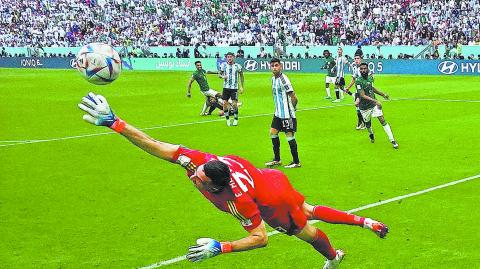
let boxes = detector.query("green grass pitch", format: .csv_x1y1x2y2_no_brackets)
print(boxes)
1,68,479,268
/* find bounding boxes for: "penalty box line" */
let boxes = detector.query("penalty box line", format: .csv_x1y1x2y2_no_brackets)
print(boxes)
137,173,480,268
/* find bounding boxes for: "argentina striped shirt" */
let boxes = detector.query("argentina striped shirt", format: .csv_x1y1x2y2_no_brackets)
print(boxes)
221,62,243,89
272,73,296,119
335,55,349,78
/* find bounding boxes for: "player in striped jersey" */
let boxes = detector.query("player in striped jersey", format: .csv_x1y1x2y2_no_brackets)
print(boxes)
265,58,300,169
332,47,349,103
219,52,244,126
345,54,367,130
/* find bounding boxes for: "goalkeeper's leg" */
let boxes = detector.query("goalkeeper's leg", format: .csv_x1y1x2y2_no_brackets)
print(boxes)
302,203,389,238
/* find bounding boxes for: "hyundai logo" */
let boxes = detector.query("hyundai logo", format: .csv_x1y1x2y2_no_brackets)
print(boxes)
438,61,458,75
244,60,258,71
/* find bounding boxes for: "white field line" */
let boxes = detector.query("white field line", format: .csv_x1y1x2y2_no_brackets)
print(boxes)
1,98,478,148
138,173,480,269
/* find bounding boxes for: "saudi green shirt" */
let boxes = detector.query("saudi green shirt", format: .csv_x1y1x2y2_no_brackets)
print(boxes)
323,56,336,77
356,75,377,110
192,69,210,92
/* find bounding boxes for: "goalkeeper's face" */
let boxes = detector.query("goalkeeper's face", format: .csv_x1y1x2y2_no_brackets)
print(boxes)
190,164,222,193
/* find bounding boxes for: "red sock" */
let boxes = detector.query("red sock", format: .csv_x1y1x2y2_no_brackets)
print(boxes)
313,206,364,226
311,228,336,260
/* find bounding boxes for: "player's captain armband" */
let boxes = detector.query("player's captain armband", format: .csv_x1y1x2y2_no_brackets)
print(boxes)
177,155,196,172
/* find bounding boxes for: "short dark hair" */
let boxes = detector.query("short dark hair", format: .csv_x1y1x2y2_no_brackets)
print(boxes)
359,63,368,67
204,160,230,191
194,61,201,65
354,53,362,58
270,58,280,64
226,52,234,56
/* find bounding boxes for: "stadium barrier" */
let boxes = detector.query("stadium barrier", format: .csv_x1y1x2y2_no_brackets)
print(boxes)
1,57,479,76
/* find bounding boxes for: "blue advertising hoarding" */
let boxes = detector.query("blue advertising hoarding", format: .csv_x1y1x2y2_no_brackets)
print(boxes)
1,57,479,76
238,59,480,76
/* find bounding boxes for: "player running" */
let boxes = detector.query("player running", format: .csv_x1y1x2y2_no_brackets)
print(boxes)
219,52,244,126
332,47,349,103
356,63,399,149
345,54,366,130
265,58,300,169
187,61,222,115
78,92,389,269
321,50,336,100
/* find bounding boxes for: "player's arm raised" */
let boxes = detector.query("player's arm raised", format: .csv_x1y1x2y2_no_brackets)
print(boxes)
187,221,268,262
78,92,179,162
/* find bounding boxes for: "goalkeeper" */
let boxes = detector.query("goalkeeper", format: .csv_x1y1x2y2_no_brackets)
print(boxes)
78,93,389,269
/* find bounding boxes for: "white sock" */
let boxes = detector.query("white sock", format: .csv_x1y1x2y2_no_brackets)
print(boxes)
363,218,373,229
339,89,344,98
382,123,395,141
326,88,331,97
201,101,208,114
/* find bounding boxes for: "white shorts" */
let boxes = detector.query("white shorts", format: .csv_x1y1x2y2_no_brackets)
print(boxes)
201,89,218,98
360,105,383,122
325,76,336,84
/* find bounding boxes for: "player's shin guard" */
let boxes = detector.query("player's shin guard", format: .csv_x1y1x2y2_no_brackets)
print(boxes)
271,135,280,161
224,110,230,120
287,136,300,164
311,229,336,260
382,123,395,142
312,206,365,226
325,87,331,97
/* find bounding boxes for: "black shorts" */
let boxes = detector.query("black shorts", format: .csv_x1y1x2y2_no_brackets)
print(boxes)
335,77,345,87
354,92,360,100
271,116,297,133
222,88,238,101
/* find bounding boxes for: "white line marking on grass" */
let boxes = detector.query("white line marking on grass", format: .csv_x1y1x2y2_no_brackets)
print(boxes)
137,173,480,269
1,98,478,148
0,104,352,148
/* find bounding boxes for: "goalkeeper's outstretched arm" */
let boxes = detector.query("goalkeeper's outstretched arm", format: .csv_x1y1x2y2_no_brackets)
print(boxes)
78,92,179,162
119,124,179,162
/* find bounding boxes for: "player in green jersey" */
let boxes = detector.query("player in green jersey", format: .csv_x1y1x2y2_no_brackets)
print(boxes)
356,63,399,149
187,61,223,115
321,50,337,100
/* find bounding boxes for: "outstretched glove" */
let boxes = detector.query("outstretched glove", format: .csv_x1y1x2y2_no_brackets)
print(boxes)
186,238,232,262
78,92,126,133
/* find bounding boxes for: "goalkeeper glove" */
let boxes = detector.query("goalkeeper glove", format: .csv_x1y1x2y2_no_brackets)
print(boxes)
78,92,126,133
186,238,232,262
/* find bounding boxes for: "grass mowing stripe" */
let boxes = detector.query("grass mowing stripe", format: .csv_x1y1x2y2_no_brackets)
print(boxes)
2,98,479,149
137,173,480,269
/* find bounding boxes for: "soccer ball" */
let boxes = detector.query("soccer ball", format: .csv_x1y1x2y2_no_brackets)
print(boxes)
75,43,122,85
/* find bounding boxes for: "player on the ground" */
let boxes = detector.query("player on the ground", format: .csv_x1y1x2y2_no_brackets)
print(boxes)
345,54,366,130
321,50,336,100
265,58,301,169
78,92,389,269
219,52,244,126
356,63,399,149
187,61,223,115
332,47,349,103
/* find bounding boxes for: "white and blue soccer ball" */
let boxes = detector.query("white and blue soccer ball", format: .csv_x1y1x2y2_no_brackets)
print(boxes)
75,43,122,85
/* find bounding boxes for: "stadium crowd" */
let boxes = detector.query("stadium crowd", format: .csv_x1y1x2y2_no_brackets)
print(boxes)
1,0,479,48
